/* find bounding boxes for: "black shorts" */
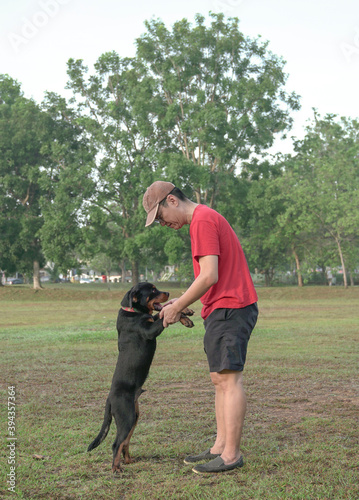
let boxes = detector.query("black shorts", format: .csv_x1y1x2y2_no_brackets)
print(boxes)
203,303,258,373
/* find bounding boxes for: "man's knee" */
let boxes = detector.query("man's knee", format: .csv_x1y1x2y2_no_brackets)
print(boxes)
210,370,243,389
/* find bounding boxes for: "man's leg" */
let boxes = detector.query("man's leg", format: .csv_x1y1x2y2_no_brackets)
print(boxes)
209,378,226,455
210,370,246,465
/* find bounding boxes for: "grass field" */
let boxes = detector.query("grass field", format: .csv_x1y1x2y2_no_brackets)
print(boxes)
1,284,358,499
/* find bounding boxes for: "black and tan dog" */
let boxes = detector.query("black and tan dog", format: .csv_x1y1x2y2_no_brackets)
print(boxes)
87,282,194,473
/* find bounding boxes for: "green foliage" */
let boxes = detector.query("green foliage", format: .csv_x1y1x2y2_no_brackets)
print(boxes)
236,112,359,285
1,15,358,285
136,12,300,206
62,12,300,282
277,112,359,287
38,93,96,272
0,75,48,276
0,76,95,279
66,54,166,280
239,169,289,285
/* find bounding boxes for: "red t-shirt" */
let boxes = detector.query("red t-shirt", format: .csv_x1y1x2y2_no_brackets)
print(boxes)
190,205,258,319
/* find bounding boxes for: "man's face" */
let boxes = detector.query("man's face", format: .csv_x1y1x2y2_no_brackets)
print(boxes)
155,196,185,230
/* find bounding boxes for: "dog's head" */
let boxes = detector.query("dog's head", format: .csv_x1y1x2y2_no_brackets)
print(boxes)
121,283,169,314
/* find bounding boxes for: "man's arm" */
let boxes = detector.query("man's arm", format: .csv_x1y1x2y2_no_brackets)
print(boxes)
160,255,218,327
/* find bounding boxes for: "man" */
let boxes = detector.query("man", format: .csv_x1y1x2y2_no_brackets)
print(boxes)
142,181,258,474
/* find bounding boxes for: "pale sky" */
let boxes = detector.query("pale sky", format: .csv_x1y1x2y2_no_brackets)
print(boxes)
1,0,358,154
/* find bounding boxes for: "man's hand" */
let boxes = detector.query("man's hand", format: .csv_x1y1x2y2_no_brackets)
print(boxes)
161,298,179,307
159,255,218,328
159,301,181,328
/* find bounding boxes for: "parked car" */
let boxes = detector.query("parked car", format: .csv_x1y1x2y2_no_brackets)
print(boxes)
79,278,92,284
7,278,24,285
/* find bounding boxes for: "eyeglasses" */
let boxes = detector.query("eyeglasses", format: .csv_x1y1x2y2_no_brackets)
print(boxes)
155,200,166,224
155,206,165,224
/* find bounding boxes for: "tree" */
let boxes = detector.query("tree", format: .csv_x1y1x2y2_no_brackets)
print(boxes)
280,113,359,288
38,92,95,274
0,76,94,287
0,76,48,287
238,160,289,286
0,190,20,283
65,13,300,283
269,155,316,287
0,79,21,283
66,53,168,284
136,12,300,210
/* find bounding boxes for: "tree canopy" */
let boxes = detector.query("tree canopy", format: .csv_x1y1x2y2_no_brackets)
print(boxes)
0,13,358,288
0,76,94,288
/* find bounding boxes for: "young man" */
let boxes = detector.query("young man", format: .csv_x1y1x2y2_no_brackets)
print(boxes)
142,181,258,474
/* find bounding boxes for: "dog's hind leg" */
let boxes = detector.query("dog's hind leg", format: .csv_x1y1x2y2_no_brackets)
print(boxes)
111,395,137,473
122,398,140,464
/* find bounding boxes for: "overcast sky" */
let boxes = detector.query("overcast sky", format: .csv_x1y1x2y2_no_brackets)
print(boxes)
1,0,358,154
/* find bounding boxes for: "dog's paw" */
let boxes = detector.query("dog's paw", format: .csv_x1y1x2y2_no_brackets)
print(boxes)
112,465,123,475
182,307,194,316
179,315,194,328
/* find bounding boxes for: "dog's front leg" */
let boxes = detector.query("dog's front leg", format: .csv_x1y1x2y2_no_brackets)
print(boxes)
142,318,165,340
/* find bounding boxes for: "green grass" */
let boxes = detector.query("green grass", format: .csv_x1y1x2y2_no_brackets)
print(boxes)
1,285,358,499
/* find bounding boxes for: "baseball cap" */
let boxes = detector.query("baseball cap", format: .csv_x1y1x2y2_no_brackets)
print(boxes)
142,181,175,227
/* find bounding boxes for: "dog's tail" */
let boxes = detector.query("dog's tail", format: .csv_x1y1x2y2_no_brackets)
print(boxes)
87,398,112,452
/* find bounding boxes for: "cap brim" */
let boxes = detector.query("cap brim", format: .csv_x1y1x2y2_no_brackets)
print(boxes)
145,204,159,227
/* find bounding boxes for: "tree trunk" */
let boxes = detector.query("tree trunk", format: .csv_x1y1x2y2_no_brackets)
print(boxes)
264,269,273,287
120,260,126,283
292,246,303,287
349,270,354,287
335,237,348,289
106,266,111,291
131,260,139,286
318,262,327,285
33,260,43,290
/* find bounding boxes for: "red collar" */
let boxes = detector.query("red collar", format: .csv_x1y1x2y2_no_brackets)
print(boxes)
121,306,151,315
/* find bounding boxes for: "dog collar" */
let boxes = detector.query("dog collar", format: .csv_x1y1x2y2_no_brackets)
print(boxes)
121,306,141,313
121,306,152,315
121,306,142,314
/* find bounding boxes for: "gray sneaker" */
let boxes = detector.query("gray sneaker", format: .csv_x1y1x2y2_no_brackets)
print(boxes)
192,455,244,474
183,448,220,465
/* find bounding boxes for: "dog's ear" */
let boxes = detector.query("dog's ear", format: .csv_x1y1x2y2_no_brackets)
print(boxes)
124,284,140,308
129,290,138,308
121,290,132,308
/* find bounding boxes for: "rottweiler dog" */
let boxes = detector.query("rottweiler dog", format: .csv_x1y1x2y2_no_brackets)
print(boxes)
87,282,194,473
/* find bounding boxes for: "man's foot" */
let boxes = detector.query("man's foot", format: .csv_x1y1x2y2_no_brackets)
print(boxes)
192,455,244,474
183,448,221,464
